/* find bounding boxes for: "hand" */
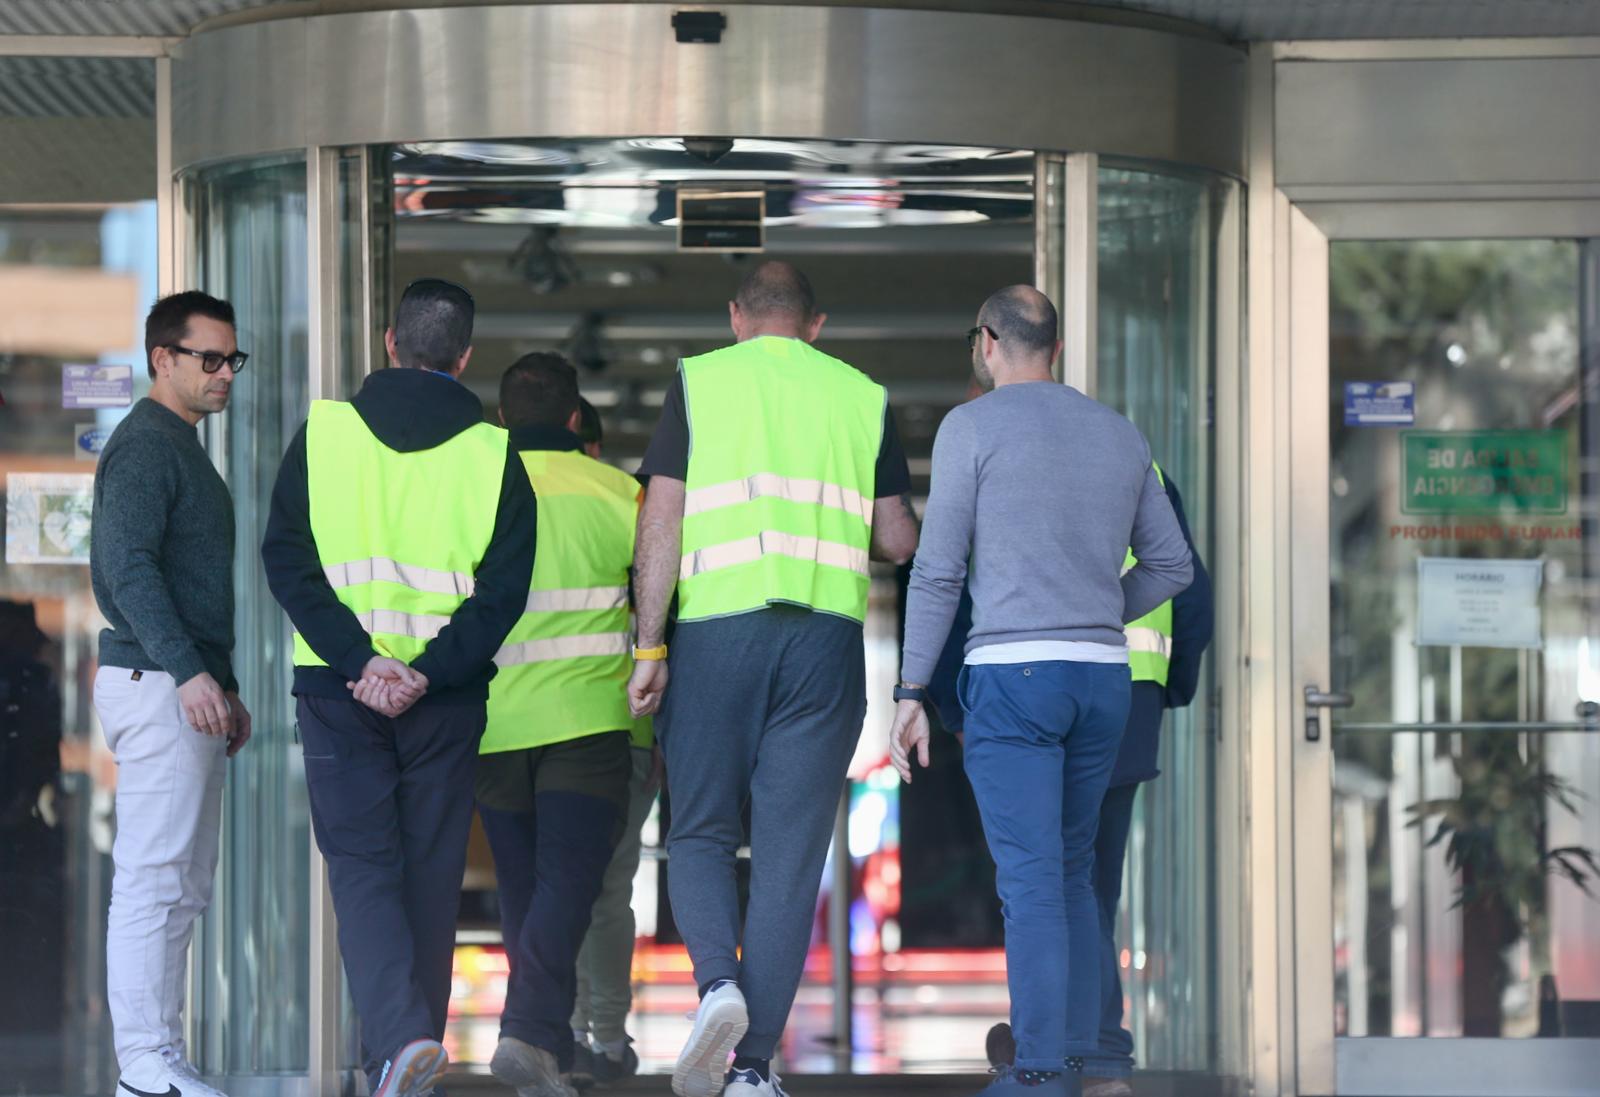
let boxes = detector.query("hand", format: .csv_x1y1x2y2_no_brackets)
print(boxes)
225,692,253,757
889,699,931,784
178,672,234,739
628,659,669,718
348,657,428,717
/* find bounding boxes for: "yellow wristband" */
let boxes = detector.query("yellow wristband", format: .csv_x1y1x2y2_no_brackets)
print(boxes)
633,644,668,661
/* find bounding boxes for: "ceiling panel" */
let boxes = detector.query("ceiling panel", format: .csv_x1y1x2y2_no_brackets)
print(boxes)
2,0,1599,41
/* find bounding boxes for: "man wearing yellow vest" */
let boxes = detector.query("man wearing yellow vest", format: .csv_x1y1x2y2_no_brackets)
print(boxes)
262,279,535,1097
629,262,920,1097
476,353,640,1097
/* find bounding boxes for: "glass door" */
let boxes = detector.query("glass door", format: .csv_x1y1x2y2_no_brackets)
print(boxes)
1290,221,1600,1095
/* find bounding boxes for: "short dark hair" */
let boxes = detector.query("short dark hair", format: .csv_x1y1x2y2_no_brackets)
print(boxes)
978,285,1058,357
144,291,235,379
576,396,603,448
393,278,475,371
734,260,816,324
499,352,580,429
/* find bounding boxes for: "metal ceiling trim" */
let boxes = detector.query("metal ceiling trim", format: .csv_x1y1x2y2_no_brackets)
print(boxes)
0,34,179,56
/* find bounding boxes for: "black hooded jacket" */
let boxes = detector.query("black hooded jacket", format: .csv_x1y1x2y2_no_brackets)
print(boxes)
261,367,536,705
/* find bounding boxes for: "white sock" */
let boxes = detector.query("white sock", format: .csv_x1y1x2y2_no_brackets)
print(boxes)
594,1037,628,1060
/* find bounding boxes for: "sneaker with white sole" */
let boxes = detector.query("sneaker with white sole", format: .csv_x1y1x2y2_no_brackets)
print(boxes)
1082,1079,1133,1097
373,1039,448,1097
490,1036,577,1097
672,981,749,1097
114,1049,228,1097
723,1068,789,1096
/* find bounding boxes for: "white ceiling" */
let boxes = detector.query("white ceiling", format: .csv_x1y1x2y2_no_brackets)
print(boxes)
2,0,1600,40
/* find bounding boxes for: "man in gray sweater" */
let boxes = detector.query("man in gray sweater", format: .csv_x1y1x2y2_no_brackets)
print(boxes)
891,286,1191,1097
91,291,250,1097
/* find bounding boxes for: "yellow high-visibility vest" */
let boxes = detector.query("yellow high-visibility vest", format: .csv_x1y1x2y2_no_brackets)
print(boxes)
1123,463,1174,686
678,337,885,624
484,449,646,753
293,400,506,669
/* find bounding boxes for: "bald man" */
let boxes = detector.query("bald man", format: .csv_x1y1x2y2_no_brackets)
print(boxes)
630,261,918,1097
891,287,1192,1096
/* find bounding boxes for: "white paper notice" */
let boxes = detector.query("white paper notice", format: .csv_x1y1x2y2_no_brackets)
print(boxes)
5,473,94,564
1416,557,1543,650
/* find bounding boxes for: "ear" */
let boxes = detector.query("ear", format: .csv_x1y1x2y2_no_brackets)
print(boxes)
452,345,473,378
728,300,741,340
497,407,506,427
383,328,400,367
805,311,828,344
566,407,583,434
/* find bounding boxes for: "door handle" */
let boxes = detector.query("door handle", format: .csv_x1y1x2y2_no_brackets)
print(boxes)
1304,684,1354,742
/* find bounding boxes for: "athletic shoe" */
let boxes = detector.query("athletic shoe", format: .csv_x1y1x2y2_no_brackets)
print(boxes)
672,981,750,1097
970,1065,1075,1096
985,1022,1017,1068
373,1040,448,1097
569,1040,596,1091
723,1067,789,1095
115,1048,229,1097
591,1041,639,1086
1082,1079,1133,1097
490,1036,577,1097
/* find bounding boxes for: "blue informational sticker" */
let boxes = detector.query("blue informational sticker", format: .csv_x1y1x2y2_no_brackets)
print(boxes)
1345,381,1415,426
75,425,111,460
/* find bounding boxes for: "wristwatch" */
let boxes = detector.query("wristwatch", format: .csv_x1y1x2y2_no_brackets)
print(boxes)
893,684,927,703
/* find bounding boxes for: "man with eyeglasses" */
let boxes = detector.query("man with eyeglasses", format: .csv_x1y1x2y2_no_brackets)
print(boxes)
262,278,535,1097
91,291,252,1097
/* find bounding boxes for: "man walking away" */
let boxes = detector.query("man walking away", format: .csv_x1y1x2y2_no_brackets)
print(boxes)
891,287,1192,1097
985,469,1214,1097
478,353,640,1097
628,261,919,1097
92,291,252,1097
566,393,660,1089
261,279,535,1097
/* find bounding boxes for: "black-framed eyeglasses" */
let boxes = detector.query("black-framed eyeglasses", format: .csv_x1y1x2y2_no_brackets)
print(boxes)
166,344,249,374
966,324,998,350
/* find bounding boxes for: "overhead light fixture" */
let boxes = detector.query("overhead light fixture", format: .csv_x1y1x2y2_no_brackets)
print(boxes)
565,312,613,373
508,226,580,295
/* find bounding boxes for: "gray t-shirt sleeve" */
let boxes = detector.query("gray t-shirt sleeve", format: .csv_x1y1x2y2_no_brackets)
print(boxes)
1121,458,1194,622
901,410,978,685
94,433,207,685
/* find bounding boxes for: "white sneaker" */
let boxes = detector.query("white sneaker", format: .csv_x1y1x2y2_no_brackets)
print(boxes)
724,1068,789,1096
490,1036,577,1097
114,1048,229,1097
372,1039,448,1097
673,981,749,1097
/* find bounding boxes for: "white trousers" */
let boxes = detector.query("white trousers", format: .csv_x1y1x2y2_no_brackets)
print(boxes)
94,668,227,1070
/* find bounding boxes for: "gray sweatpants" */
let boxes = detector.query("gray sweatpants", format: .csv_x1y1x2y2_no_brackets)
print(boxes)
659,605,866,1060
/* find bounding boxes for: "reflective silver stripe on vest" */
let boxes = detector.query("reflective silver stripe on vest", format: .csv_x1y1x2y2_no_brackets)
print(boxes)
494,632,631,667
685,473,874,525
356,608,453,641
681,531,870,581
1125,626,1173,658
325,558,476,597
525,585,629,614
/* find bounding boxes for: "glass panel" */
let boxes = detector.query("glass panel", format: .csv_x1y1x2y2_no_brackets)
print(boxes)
1328,239,1599,1040
186,156,312,1075
1095,165,1235,1072
0,201,157,1097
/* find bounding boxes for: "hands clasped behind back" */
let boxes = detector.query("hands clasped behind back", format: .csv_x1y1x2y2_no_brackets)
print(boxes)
348,655,430,717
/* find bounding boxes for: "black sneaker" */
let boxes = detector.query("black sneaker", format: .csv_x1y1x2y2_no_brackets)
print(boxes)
985,1022,1017,1068
591,1042,639,1086
569,1040,596,1091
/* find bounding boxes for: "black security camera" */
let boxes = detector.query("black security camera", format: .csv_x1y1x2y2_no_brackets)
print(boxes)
673,10,726,43
683,137,735,164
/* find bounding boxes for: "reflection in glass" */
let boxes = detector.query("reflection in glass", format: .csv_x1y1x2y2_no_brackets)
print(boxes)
1328,239,1599,1040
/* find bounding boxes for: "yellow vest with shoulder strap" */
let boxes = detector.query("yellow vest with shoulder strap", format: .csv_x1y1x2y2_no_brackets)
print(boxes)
1123,462,1174,686
678,337,885,624
484,449,647,753
292,400,507,668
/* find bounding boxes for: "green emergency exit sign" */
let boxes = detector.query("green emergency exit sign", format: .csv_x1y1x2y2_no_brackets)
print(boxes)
1402,430,1567,515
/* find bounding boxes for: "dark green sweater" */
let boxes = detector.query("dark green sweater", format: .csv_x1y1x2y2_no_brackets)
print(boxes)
91,398,237,692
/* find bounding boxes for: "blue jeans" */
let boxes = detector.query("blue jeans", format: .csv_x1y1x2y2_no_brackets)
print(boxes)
959,660,1130,1071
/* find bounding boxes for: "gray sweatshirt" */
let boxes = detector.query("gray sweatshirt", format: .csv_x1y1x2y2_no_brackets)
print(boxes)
901,381,1193,685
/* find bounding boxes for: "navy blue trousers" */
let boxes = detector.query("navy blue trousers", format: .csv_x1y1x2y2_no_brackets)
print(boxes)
297,695,484,1085
959,660,1130,1070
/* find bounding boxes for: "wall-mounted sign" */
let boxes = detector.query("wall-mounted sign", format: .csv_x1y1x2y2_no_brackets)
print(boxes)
677,188,765,252
1402,430,1567,515
5,472,94,564
74,424,111,461
62,364,133,409
1416,557,1543,649
1345,381,1414,426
